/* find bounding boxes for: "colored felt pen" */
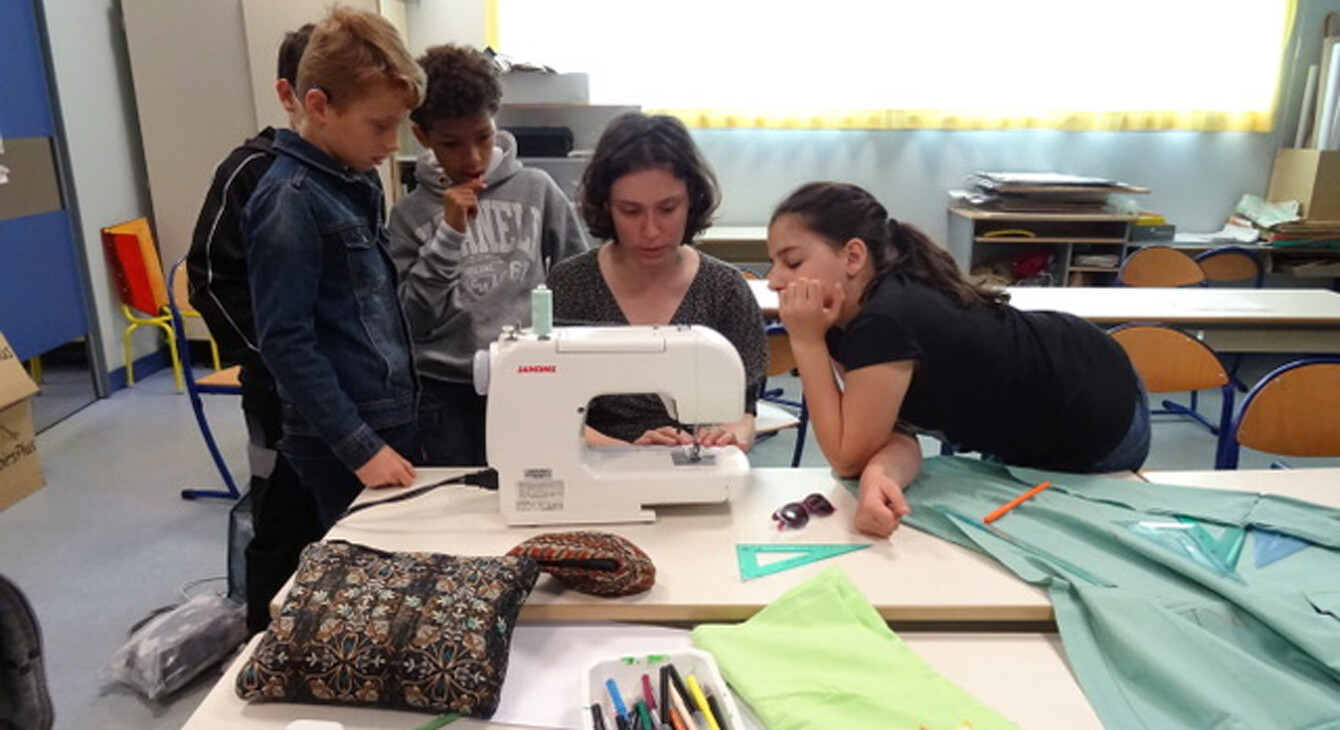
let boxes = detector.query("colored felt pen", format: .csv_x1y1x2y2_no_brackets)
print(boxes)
641,673,658,711
615,715,631,730
705,692,730,730
668,684,699,730
606,678,630,720
637,700,657,730
685,675,720,730
590,703,608,730
667,706,690,730
984,481,1052,524
664,663,691,709
659,666,672,723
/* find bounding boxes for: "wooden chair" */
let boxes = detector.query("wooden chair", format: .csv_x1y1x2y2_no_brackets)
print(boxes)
740,269,809,466
168,258,243,500
1109,324,1234,450
1217,357,1340,469
1195,245,1265,289
756,324,809,467
1117,246,1206,288
1194,246,1265,390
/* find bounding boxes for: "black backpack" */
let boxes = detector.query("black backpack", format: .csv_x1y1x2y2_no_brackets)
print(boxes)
0,574,53,730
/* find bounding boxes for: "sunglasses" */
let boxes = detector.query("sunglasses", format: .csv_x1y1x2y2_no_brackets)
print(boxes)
771,493,836,530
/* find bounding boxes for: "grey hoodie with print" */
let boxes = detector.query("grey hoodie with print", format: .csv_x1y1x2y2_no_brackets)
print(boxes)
387,131,589,384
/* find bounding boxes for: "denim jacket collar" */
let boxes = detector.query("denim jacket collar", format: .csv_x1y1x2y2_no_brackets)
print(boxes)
272,129,376,187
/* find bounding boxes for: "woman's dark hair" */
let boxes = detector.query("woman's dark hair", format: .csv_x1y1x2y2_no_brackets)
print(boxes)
771,182,1007,307
410,44,502,131
579,112,719,244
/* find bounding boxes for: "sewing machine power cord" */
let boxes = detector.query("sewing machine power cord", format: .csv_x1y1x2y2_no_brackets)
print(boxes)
336,468,499,521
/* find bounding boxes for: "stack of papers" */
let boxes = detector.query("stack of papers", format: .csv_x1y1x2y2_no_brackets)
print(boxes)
952,172,1148,213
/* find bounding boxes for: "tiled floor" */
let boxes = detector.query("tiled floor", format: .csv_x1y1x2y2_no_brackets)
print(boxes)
2,354,1336,729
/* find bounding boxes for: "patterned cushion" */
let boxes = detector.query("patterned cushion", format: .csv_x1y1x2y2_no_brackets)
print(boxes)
508,531,655,597
235,540,538,717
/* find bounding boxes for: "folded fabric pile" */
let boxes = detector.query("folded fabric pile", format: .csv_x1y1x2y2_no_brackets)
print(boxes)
692,565,1018,730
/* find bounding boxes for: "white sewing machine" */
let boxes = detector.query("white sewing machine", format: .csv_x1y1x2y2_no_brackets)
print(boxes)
475,324,750,525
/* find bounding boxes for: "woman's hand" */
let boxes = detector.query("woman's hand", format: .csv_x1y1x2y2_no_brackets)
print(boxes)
633,426,693,446
355,445,417,489
853,448,914,538
778,278,844,343
693,426,739,448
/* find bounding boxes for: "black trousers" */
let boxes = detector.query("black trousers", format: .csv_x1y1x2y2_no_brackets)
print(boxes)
416,378,488,466
240,368,324,635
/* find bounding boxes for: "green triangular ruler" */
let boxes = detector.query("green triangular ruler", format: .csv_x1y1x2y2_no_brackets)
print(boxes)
736,543,871,581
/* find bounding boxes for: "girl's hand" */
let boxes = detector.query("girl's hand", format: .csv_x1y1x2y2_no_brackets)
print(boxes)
854,464,912,538
633,426,693,446
778,278,844,343
355,446,417,489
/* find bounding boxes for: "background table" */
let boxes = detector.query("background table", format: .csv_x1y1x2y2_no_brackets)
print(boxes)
751,281,1340,354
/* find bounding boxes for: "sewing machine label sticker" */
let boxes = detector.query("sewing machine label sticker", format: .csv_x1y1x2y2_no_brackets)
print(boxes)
517,469,564,512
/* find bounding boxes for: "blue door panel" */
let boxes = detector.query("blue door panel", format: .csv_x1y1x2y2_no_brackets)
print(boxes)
0,211,89,360
0,0,55,137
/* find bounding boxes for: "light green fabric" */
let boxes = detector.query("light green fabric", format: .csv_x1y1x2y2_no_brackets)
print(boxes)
901,457,1340,730
691,566,1018,730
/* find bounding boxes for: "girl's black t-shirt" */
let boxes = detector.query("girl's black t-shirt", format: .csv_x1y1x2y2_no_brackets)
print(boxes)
825,274,1138,471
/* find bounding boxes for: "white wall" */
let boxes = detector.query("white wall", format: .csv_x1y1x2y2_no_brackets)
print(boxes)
696,130,1280,242
405,0,485,56
39,0,155,370
407,1,1340,244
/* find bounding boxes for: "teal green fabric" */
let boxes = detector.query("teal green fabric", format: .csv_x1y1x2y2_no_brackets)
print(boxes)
899,457,1340,730
691,566,1018,730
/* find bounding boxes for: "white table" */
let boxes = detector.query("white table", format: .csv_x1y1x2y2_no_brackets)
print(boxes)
188,467,1340,729
312,467,1051,624
750,281,1340,354
1140,467,1340,496
185,628,1102,730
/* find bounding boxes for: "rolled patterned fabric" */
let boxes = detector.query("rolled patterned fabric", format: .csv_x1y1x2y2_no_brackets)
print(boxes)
508,531,656,597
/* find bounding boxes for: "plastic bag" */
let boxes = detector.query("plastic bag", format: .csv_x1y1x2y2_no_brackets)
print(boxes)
103,594,247,701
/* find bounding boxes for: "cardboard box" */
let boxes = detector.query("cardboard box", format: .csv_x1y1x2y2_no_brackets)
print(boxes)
0,333,44,510
1267,149,1340,222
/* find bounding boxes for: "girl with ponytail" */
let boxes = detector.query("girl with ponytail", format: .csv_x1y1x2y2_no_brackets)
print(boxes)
766,182,1149,538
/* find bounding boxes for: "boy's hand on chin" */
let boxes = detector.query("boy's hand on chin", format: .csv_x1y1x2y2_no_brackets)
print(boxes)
356,446,417,488
443,178,487,232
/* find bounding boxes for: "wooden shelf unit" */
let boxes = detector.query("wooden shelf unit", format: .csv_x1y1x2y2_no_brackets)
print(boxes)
947,207,1136,287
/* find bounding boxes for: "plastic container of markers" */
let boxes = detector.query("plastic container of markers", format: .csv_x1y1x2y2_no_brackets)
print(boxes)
582,649,743,730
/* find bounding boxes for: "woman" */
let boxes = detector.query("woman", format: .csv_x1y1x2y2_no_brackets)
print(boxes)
766,182,1149,538
547,112,767,449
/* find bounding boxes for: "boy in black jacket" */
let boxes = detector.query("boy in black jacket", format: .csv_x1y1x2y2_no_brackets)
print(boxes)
186,24,324,634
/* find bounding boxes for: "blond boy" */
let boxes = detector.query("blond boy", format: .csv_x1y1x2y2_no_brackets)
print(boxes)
244,7,425,527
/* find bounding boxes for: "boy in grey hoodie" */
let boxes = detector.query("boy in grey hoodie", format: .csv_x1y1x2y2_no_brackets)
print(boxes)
389,44,588,465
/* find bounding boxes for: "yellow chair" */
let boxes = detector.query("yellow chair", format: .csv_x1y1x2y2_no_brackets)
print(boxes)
1118,246,1206,288
1218,358,1340,469
100,218,220,388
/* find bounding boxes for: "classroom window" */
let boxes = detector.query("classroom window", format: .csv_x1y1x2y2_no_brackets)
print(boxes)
489,0,1295,131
